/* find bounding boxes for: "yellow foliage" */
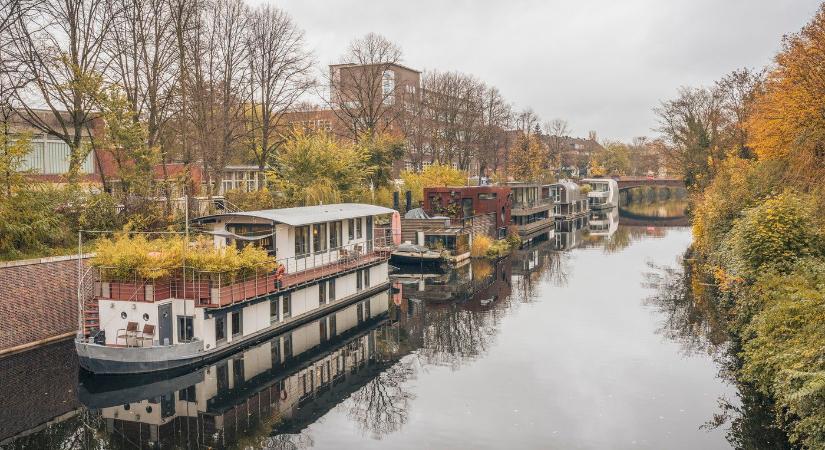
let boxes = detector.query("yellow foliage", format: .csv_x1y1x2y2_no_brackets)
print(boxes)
471,235,492,257
399,163,467,207
508,132,546,182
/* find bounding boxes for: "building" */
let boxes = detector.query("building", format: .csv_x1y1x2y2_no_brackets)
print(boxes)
422,185,511,237
507,182,554,242
549,180,589,219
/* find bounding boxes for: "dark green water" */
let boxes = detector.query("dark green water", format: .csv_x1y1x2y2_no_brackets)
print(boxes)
1,203,752,449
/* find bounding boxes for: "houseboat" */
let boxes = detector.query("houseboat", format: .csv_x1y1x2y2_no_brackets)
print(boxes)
75,203,396,375
78,294,393,448
581,177,619,209
508,182,554,243
588,207,619,237
549,180,588,220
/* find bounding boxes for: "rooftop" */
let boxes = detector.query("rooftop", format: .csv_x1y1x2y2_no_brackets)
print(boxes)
192,203,396,227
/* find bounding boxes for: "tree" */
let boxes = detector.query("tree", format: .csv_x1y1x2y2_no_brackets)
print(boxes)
747,4,825,186
357,132,405,190
327,33,403,141
8,0,115,181
545,118,570,171
477,86,512,177
508,132,545,182
400,163,467,206
589,141,631,176
245,4,314,186
268,131,369,206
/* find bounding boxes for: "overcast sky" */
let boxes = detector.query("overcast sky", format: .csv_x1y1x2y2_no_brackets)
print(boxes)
264,0,820,142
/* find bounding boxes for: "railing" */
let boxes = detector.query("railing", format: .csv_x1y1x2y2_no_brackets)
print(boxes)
512,198,553,211
95,235,396,308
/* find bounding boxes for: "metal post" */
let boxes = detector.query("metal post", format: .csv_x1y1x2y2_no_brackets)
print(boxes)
77,230,83,338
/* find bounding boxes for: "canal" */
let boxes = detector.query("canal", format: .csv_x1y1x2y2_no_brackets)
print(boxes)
0,200,747,449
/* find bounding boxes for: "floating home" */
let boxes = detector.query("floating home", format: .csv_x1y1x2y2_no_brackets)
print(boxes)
79,294,391,448
549,181,589,220
580,178,619,210
507,182,555,242
75,203,396,374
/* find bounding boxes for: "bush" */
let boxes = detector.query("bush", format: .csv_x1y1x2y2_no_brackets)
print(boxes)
471,235,492,257
79,192,122,231
224,188,275,211
485,239,512,259
0,188,75,259
92,234,278,281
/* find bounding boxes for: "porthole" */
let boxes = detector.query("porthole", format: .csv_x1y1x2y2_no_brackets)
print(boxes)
143,313,150,321
146,406,153,413
121,312,127,319
123,404,130,410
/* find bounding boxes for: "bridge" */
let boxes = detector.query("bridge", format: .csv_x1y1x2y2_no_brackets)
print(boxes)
614,177,684,190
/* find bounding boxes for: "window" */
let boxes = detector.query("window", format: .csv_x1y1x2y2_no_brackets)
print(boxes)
329,221,342,248
282,293,291,319
295,226,310,257
313,223,327,253
329,279,336,302
330,314,337,337
319,282,326,305
478,192,497,200
178,316,194,342
231,311,243,337
356,270,363,291
348,219,355,240
179,386,196,402
355,218,363,239
364,268,370,288
283,333,293,359
270,298,278,324
215,315,227,342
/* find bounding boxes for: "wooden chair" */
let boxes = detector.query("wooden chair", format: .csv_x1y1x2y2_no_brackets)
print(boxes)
116,322,139,346
138,324,156,347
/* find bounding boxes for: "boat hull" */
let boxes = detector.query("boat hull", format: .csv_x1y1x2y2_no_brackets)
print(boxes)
76,282,390,375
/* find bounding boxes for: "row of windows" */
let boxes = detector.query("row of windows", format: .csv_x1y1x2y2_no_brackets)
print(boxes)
295,218,363,258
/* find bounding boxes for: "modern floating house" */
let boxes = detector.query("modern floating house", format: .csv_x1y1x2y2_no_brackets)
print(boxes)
508,182,554,242
581,178,619,210
75,203,396,375
588,207,619,238
549,180,589,220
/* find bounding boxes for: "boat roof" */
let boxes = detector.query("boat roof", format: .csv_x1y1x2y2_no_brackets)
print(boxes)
192,203,396,227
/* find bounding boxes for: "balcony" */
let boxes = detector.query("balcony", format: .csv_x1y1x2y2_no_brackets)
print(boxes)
94,237,395,308
511,198,553,215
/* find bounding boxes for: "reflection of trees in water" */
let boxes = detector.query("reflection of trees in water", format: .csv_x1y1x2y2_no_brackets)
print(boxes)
260,432,314,450
644,252,792,449
513,244,570,304
643,258,729,356
419,307,501,370
2,411,104,450
345,358,417,440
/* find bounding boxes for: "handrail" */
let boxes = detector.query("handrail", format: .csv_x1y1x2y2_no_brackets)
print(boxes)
94,235,397,307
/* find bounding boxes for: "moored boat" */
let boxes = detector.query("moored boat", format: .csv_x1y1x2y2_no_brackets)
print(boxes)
75,203,396,375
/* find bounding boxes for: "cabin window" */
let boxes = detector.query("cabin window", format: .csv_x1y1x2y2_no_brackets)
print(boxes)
355,218,363,238
177,316,194,342
216,363,229,392
282,293,292,319
319,282,326,304
330,314,337,336
356,270,363,291
347,219,355,240
478,192,497,200
329,221,342,248
329,279,336,301
283,333,293,359
231,311,243,337
270,298,278,323
233,358,244,385
313,223,327,253
271,338,281,366
364,268,370,288
215,315,227,342
179,386,196,402
295,225,310,257
320,319,328,342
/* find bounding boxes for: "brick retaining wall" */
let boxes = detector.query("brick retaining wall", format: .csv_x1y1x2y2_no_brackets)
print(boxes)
0,255,87,354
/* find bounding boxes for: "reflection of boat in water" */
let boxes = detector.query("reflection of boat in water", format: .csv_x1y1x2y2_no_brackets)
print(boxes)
390,243,445,268
588,207,619,237
79,292,394,448
398,259,511,307
554,216,589,251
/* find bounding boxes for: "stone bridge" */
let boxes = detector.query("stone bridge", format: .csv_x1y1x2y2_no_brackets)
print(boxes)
615,177,685,191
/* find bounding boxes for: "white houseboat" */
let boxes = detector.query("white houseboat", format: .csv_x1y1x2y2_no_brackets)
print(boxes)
581,177,619,209
549,180,588,220
75,203,396,375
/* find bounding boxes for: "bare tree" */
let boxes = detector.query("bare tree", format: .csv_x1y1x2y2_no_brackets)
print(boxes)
327,33,403,141
245,4,314,186
545,118,570,171
477,86,512,177
9,0,115,180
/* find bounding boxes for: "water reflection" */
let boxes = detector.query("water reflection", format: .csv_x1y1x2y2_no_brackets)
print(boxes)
3,199,762,449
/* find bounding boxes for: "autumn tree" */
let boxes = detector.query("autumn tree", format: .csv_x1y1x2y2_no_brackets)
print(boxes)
747,4,825,187
589,141,630,176
508,132,545,182
400,163,467,206
545,118,571,171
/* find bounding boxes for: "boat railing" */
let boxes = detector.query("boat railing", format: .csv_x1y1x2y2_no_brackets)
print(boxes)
94,235,396,308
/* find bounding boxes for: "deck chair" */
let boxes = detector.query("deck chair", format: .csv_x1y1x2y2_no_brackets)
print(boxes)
116,322,139,346
138,324,156,347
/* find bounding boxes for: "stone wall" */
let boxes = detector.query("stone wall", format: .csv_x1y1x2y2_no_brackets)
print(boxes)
0,254,86,354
